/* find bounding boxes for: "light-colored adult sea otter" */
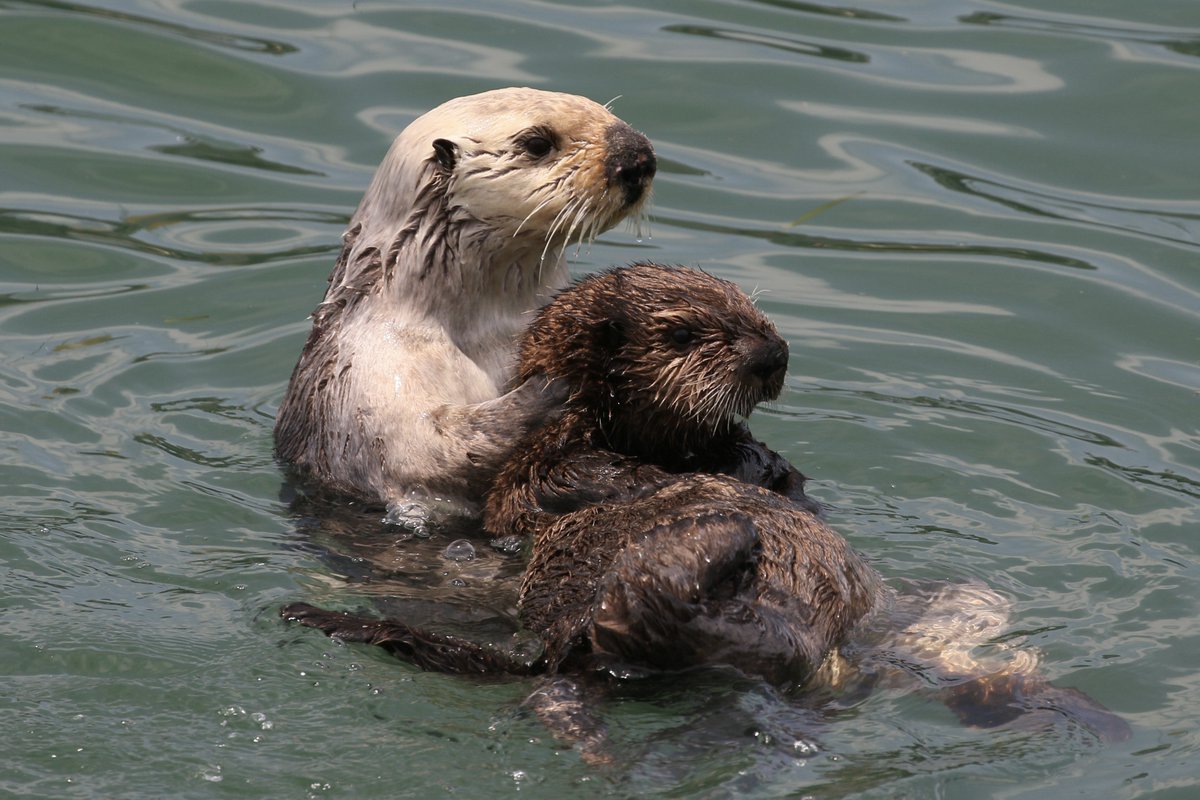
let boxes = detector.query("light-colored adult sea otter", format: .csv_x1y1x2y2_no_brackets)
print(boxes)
274,88,656,513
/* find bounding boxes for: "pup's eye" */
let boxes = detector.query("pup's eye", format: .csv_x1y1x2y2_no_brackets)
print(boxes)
671,328,695,346
523,136,553,158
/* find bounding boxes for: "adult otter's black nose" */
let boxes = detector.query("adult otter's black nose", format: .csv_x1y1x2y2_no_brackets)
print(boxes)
744,339,790,397
604,121,657,205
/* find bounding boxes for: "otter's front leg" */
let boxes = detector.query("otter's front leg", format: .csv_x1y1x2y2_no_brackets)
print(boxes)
428,376,568,495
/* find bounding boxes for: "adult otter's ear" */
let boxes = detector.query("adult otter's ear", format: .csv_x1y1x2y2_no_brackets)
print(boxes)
432,138,458,171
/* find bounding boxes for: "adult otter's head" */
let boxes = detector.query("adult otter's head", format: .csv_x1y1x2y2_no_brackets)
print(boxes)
347,87,655,296
518,263,789,455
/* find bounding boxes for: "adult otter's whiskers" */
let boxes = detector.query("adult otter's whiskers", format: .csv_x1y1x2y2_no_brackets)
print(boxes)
275,88,656,514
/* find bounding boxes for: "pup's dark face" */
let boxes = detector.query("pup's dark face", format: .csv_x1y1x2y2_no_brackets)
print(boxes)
520,263,789,454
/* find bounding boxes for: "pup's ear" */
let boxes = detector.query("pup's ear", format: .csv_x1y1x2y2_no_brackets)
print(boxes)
600,318,626,352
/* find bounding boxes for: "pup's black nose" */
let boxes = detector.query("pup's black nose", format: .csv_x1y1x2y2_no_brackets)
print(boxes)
744,338,790,398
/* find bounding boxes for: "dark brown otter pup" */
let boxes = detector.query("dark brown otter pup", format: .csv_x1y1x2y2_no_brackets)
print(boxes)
484,262,883,682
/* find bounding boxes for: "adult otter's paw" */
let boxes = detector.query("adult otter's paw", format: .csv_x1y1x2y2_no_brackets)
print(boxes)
511,373,571,426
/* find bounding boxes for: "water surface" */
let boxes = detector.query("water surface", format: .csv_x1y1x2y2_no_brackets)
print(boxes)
2,1,1198,797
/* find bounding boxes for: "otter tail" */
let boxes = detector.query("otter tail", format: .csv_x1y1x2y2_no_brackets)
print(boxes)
281,602,542,676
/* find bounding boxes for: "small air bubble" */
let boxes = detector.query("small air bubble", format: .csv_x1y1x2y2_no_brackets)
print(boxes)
443,540,476,561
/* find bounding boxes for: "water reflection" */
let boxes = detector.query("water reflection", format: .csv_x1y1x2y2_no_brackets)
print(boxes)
912,162,1200,247
744,0,905,23
18,0,298,55
657,212,1098,270
962,10,1200,57
0,207,342,266
664,24,870,63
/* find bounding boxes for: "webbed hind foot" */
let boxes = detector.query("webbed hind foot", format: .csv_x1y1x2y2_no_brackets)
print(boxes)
942,671,1132,744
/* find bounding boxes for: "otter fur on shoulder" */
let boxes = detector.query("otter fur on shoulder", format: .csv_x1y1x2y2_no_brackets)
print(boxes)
274,87,656,509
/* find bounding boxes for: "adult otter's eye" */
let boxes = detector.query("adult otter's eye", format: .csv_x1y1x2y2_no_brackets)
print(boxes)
523,135,554,158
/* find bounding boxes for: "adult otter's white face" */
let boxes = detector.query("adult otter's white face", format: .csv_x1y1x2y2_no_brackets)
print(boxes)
430,89,656,253
353,87,655,275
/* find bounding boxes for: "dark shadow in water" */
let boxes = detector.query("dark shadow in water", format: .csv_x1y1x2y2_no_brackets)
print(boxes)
911,162,1200,248
12,0,298,55
662,24,869,64
744,0,905,23
655,213,1099,271
0,281,150,310
150,396,257,420
134,432,243,469
151,136,322,176
23,103,324,177
962,11,1200,63
1165,40,1200,59
1084,455,1200,501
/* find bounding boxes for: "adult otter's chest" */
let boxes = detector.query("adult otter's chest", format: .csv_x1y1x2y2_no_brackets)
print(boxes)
345,311,502,411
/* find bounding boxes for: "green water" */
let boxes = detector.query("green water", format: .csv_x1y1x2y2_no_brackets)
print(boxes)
2,1,1197,797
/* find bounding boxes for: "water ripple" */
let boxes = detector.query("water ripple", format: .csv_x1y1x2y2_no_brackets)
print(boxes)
0,205,341,267
743,0,905,23
658,210,1100,272
663,23,869,64
962,8,1200,69
912,161,1200,247
11,0,298,55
